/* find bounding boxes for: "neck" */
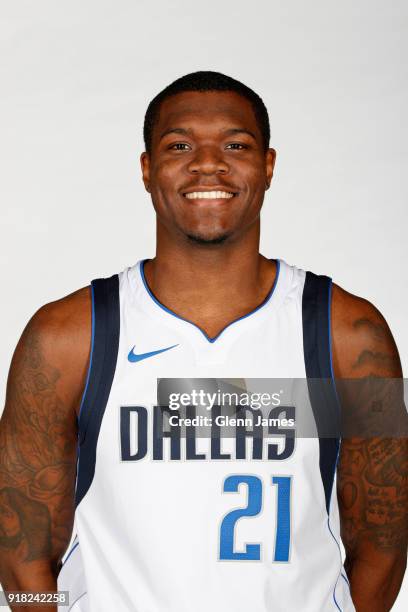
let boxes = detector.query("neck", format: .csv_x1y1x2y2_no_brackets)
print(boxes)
142,220,277,332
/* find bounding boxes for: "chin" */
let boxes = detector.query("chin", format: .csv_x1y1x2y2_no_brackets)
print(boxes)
185,231,231,245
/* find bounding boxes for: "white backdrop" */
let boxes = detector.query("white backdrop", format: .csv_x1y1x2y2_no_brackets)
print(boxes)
1,1,407,609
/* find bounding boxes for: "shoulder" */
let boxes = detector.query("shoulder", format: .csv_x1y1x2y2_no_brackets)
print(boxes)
24,285,91,361
330,282,402,378
30,285,91,338
7,285,92,416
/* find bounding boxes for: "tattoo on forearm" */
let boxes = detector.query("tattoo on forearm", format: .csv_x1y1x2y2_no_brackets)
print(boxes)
0,326,76,564
338,437,408,552
0,488,51,560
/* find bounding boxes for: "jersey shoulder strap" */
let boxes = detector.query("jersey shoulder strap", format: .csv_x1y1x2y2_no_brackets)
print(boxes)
302,271,333,378
75,274,120,507
302,270,341,514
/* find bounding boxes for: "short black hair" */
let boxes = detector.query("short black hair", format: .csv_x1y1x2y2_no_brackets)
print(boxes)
143,70,270,155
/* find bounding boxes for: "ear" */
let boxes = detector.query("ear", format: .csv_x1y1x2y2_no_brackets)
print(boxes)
140,152,151,192
265,148,277,189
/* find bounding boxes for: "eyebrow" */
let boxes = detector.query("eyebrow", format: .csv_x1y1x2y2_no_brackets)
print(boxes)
159,127,258,141
223,128,257,141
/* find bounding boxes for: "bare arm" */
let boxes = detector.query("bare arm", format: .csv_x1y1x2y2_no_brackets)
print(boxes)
332,283,408,611
0,287,91,611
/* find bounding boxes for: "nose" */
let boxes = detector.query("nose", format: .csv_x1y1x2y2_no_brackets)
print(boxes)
187,146,230,175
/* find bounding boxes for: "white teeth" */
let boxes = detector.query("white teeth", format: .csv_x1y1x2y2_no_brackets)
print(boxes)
184,191,235,200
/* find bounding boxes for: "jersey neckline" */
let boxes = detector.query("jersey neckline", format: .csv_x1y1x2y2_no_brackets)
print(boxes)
137,258,281,344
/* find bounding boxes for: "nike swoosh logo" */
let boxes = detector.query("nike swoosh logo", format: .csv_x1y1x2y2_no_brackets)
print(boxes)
127,344,179,363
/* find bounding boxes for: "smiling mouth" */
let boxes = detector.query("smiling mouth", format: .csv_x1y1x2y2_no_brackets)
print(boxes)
183,190,237,200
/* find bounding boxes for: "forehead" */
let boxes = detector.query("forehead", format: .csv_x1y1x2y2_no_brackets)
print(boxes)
154,90,260,139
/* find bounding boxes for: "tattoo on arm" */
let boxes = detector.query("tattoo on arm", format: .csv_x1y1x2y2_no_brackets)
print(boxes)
351,317,401,374
0,323,77,565
337,314,408,556
338,437,408,553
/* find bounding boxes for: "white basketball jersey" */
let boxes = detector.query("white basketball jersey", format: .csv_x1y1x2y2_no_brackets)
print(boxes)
57,258,355,612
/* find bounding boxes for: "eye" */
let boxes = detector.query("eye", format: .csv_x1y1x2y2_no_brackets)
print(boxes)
168,143,191,151
226,143,248,150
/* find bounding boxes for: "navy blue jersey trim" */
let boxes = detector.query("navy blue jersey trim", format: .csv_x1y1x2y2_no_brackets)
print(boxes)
302,271,341,514
77,284,95,423
75,274,120,507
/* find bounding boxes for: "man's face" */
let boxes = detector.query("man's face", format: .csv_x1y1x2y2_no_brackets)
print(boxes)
141,90,276,245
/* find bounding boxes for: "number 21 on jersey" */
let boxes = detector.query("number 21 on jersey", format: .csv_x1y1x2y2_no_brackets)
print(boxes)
219,475,292,562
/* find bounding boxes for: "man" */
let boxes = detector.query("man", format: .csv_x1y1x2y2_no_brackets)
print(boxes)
0,71,406,612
